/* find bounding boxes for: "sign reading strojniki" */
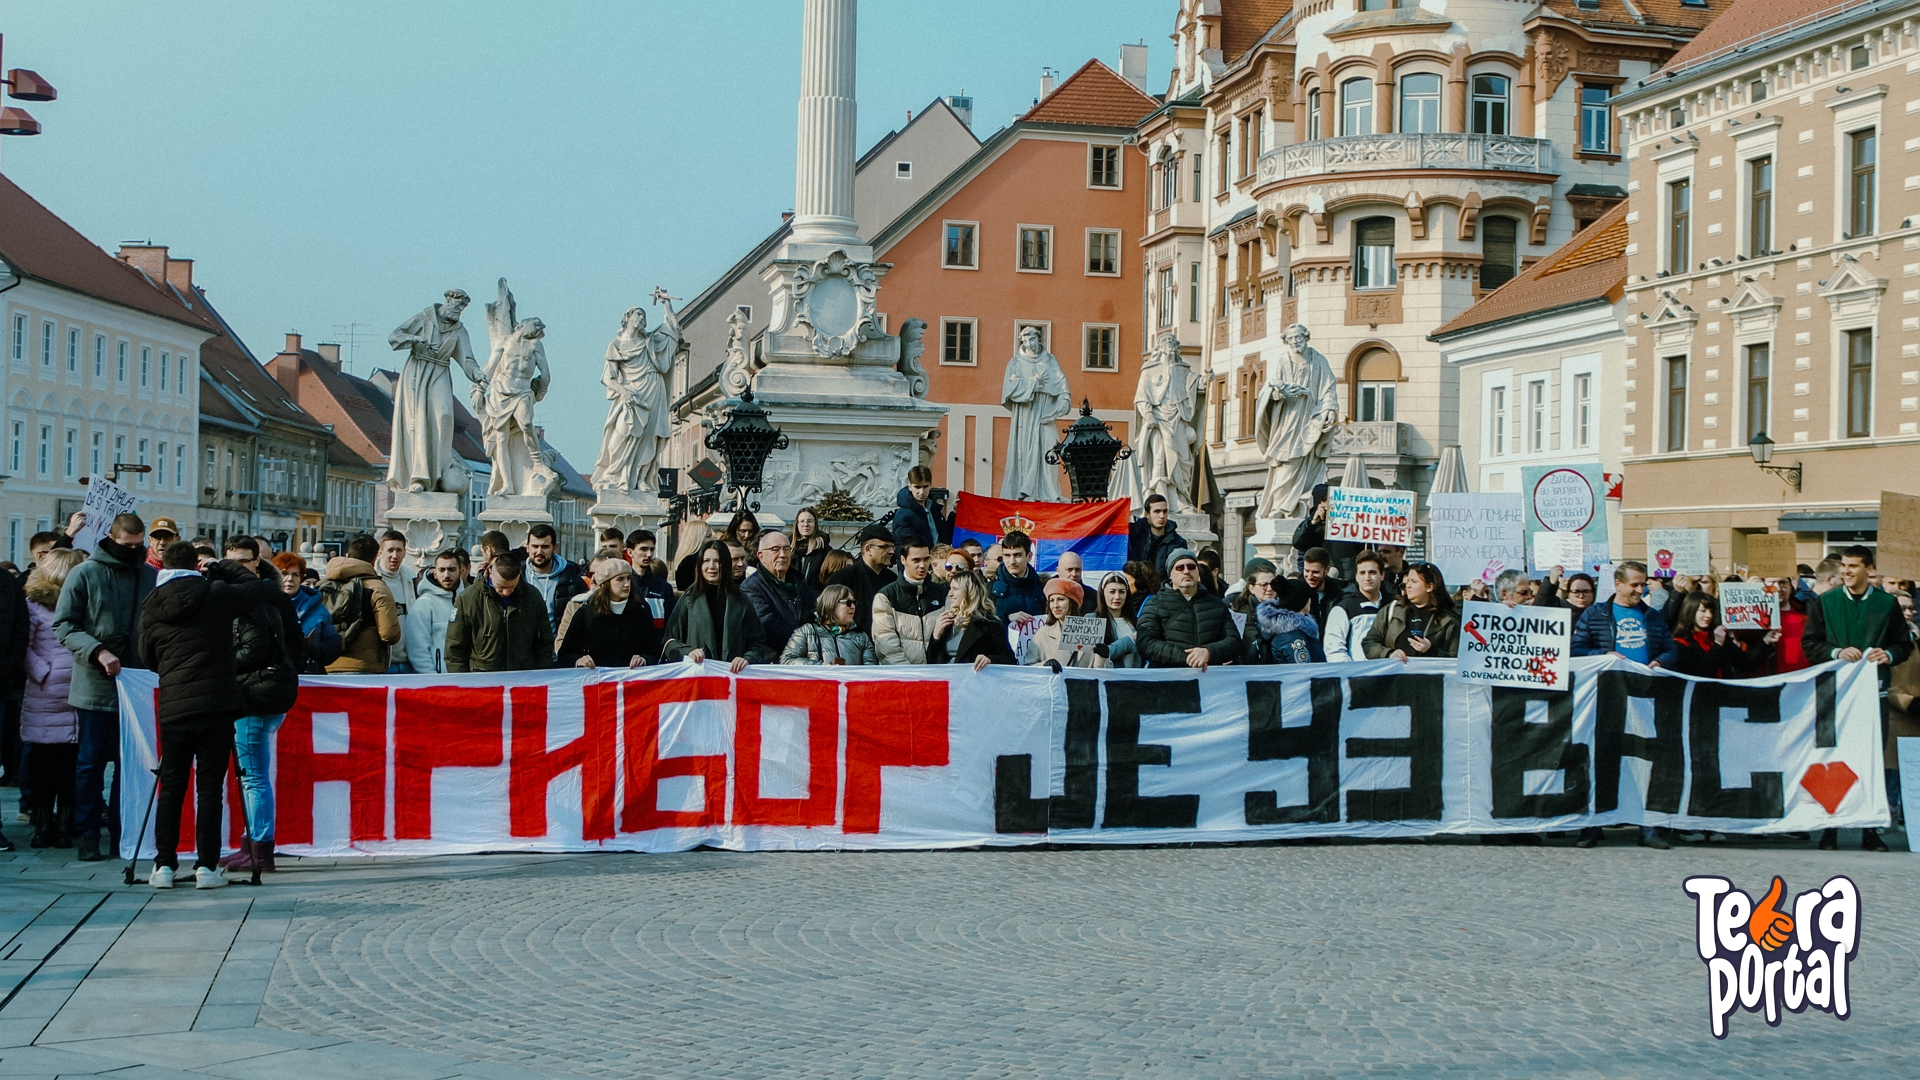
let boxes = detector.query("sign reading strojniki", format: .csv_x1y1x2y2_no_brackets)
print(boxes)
1457,601,1571,691
1326,487,1415,547
1683,875,1860,1038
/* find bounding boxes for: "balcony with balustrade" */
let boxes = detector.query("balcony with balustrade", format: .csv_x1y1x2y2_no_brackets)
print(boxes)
1257,133,1554,186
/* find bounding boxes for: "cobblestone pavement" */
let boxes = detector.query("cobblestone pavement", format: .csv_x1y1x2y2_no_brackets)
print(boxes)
5,787,1917,1078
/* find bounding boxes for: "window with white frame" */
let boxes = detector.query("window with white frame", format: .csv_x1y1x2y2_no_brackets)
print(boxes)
1083,324,1118,371
177,354,189,395
136,438,149,486
140,346,151,387
1017,226,1052,272
114,435,125,475
1306,89,1323,141
1158,267,1176,326
1573,373,1592,449
159,351,170,391
943,221,978,268
1471,74,1510,135
41,321,53,367
1489,385,1507,456
6,518,18,566
178,444,187,490
9,314,23,362
93,334,105,378
204,445,217,490
1340,78,1372,136
1846,329,1872,438
1744,344,1769,440
1665,356,1688,452
1400,74,1441,134
157,441,167,488
894,161,912,179
1086,230,1120,276
1526,379,1548,452
1188,262,1201,323
1089,144,1120,188
1579,86,1613,152
37,425,50,476
1353,217,1397,290
66,327,79,373
940,318,976,365
116,341,127,383
91,431,102,476
6,420,19,474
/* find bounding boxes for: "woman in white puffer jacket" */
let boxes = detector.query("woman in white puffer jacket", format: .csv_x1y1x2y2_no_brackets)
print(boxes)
780,584,877,666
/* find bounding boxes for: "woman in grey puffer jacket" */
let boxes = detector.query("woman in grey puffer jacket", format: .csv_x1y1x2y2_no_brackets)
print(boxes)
780,585,877,666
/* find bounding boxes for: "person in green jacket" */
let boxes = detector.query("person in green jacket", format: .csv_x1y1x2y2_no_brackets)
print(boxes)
445,552,553,673
1802,545,1912,853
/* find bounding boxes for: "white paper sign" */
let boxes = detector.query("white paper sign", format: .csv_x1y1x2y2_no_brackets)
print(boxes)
1720,582,1781,631
1229,611,1248,637
1457,600,1572,691
71,476,139,553
1531,532,1587,574
1059,615,1106,649
1899,738,1920,855
1428,493,1526,589
1326,487,1416,547
1647,528,1711,577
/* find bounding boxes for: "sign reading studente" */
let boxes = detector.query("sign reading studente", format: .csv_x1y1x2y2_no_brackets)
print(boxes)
1721,582,1780,631
1457,600,1572,691
71,476,139,553
1325,487,1415,547
1428,493,1525,587
1744,532,1800,580
1647,528,1711,576
1878,491,1920,580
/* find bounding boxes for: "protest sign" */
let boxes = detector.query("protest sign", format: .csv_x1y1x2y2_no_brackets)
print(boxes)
1326,487,1415,547
1899,739,1920,854
1744,532,1799,579
1428,493,1525,587
1523,463,1608,549
1720,582,1779,631
1531,532,1587,574
1458,600,1572,691
1647,528,1710,576
1877,491,1920,579
117,658,1888,856
1058,615,1105,649
71,476,139,553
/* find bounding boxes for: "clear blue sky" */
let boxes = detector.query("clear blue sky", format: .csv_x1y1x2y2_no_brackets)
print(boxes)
2,1,1171,470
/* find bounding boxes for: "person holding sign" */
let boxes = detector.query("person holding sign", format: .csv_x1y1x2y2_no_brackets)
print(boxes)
1669,593,1771,679
1802,546,1911,853
1361,563,1459,660
1022,579,1106,670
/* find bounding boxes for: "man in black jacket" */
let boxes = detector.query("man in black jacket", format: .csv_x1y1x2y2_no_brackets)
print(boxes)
827,522,896,634
1127,494,1187,578
1136,548,1245,670
741,531,814,655
138,543,287,889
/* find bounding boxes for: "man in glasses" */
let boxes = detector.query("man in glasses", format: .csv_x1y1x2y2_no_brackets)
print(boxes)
741,531,814,656
1136,549,1244,670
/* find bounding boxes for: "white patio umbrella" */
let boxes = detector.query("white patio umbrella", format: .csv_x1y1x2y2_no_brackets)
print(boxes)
1430,445,1469,494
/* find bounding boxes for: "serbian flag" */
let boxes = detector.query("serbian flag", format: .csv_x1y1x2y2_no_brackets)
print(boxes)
951,494,1130,573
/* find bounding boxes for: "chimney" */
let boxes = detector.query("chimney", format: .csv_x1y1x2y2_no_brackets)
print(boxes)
269,335,303,397
316,343,341,369
1119,43,1149,93
116,243,168,282
781,210,794,223
943,93,973,131
284,332,303,355
1039,67,1056,100
163,257,193,293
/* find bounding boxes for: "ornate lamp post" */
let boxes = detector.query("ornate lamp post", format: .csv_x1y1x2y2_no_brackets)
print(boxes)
0,34,57,148
1046,399,1130,502
704,388,789,511
1747,431,1802,492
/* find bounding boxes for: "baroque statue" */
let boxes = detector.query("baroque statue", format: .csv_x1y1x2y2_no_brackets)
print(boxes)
1131,331,1200,513
386,288,482,493
595,289,685,495
1254,323,1341,519
898,317,929,398
716,307,755,399
999,326,1073,502
476,278,558,499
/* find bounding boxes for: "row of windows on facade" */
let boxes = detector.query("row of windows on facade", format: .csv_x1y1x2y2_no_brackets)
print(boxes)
935,319,1121,371
941,222,1135,275
1203,350,1405,445
1486,373,1598,458
1658,334,1882,453
2,422,323,502
1657,44,1878,133
1215,213,1527,320
8,314,194,397
1662,131,1877,275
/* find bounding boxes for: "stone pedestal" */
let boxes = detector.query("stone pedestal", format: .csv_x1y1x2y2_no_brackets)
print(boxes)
1173,510,1219,548
589,491,670,540
384,490,465,574
477,494,552,550
1248,516,1299,568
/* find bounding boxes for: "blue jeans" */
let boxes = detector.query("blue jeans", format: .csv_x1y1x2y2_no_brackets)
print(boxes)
233,714,285,842
74,707,120,842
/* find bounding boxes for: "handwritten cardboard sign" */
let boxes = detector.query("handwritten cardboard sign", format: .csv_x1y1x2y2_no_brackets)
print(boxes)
1720,582,1780,631
1326,487,1415,547
1744,532,1800,580
71,476,139,553
1058,615,1107,649
1457,601,1572,691
1879,491,1920,580
1429,493,1526,589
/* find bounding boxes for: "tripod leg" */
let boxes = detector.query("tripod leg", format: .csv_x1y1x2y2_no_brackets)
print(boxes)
123,766,161,887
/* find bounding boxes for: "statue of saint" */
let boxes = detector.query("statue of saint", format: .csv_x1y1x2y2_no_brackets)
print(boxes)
999,326,1072,502
476,278,557,498
594,289,684,495
386,289,483,493
1254,323,1341,519
1131,331,1199,513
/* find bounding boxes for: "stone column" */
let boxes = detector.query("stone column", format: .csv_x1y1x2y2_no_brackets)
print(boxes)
791,0,862,249
1446,48,1468,133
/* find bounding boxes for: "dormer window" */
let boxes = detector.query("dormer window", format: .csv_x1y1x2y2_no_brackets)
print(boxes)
895,161,912,179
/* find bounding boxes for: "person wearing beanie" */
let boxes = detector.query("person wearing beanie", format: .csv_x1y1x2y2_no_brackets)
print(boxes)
1136,549,1244,669
1022,576,1105,669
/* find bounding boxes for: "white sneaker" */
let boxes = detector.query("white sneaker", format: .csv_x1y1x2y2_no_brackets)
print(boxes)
194,866,228,890
149,865,175,889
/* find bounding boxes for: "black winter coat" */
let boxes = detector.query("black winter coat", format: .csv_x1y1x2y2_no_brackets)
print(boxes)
741,569,816,658
233,581,304,716
1136,587,1246,667
1127,518,1189,578
557,598,666,668
0,569,27,704
827,558,896,634
139,562,287,725
663,588,777,665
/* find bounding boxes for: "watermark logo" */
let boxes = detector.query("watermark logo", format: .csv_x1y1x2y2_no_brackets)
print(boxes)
1682,875,1860,1038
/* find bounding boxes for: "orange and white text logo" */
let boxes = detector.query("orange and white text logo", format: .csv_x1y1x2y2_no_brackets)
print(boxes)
1682,875,1860,1038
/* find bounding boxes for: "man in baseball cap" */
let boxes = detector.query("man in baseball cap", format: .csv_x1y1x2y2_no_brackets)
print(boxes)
144,517,181,571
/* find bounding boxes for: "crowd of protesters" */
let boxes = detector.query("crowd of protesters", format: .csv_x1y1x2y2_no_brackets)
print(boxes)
2,466,1916,863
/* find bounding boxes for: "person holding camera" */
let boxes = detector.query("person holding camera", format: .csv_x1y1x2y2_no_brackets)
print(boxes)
892,466,951,550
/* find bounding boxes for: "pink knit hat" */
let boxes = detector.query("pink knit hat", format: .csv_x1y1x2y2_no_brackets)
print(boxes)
1044,576,1084,607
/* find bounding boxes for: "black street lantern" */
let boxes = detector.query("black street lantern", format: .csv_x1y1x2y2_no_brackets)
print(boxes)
1046,398,1131,502
704,387,789,510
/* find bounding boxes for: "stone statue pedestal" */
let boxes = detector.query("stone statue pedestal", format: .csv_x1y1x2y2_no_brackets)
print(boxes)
477,494,552,550
384,490,465,574
1173,511,1219,548
1248,516,1298,568
589,491,670,540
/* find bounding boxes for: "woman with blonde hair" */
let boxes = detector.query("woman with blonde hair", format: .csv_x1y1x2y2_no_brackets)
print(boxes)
932,570,1015,670
21,548,86,849
780,584,876,665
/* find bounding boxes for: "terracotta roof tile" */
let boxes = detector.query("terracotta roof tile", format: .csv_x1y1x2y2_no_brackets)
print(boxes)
1022,59,1160,128
1541,0,1719,35
1431,202,1627,338
1663,0,1858,69
0,173,221,333
1222,0,1293,63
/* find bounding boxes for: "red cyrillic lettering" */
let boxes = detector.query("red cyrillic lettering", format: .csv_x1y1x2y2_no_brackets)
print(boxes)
394,687,504,839
732,678,838,827
277,685,390,845
621,676,730,832
509,684,616,840
843,680,951,833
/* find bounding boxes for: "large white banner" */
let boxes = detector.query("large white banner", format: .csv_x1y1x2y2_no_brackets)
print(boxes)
117,657,1888,857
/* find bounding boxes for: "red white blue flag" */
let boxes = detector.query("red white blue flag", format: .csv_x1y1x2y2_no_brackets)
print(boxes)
951,494,1130,573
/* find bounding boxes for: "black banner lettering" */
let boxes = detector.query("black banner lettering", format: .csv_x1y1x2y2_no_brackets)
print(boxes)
1343,675,1445,821
1244,677,1341,825
1102,680,1201,829
1593,671,1685,814
1686,681,1784,819
1489,678,1590,818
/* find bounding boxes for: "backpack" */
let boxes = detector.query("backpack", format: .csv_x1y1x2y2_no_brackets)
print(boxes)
304,616,343,671
318,575,372,650
235,605,301,715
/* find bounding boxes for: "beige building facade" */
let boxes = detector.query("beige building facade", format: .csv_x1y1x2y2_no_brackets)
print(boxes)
1614,0,1920,568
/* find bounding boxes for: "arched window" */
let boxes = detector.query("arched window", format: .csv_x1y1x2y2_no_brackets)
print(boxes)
1399,73,1441,133
1352,217,1397,290
1340,77,1373,136
1471,74,1510,135
1353,348,1400,421
1481,216,1520,289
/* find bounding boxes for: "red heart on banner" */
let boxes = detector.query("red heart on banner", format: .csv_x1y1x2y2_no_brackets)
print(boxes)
1800,762,1858,814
